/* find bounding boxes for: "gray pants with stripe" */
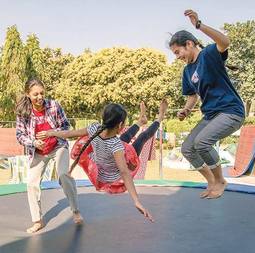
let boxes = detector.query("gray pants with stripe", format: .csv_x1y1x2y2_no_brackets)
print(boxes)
27,147,79,222
181,113,244,170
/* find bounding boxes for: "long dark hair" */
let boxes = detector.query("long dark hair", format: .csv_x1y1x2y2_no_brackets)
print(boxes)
169,30,204,49
69,103,127,172
169,30,238,71
16,78,45,118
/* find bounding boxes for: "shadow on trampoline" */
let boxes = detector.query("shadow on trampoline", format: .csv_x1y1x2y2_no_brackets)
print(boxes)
1,186,255,253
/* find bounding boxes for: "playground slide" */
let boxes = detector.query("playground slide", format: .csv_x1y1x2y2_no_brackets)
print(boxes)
228,126,255,177
248,147,255,176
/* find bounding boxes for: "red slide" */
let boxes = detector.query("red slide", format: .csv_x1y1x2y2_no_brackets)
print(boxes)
228,125,255,177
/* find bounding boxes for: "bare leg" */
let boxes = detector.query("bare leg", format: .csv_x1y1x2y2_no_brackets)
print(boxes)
132,99,168,156
197,167,215,198
207,165,227,199
27,220,44,233
120,101,148,143
137,101,148,126
73,211,84,225
158,99,168,122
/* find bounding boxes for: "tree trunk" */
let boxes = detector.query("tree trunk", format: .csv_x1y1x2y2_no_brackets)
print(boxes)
246,101,251,116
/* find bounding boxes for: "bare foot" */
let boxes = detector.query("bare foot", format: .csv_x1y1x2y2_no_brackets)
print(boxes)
73,211,84,225
138,101,148,126
206,180,228,199
200,187,213,199
158,99,168,122
26,221,44,233
200,189,210,198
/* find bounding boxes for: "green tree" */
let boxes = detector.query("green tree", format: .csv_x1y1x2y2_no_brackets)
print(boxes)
224,20,255,115
25,34,44,80
40,47,74,98
0,25,26,120
55,47,184,119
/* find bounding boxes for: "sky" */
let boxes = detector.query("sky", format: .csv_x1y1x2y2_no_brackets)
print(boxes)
0,0,254,62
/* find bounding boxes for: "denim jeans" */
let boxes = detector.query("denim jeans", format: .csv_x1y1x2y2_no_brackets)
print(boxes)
181,113,244,170
120,121,160,156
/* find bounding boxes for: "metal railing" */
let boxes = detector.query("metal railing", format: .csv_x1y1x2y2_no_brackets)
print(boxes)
0,117,99,129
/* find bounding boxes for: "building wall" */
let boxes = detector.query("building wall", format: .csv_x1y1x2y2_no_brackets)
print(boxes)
0,128,24,156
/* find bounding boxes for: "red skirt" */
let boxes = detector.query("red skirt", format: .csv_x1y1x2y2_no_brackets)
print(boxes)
70,136,140,194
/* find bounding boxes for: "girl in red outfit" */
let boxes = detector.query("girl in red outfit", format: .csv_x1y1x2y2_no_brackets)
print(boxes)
16,78,83,233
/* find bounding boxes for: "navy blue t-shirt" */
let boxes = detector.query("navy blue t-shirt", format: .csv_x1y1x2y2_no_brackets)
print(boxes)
182,43,245,120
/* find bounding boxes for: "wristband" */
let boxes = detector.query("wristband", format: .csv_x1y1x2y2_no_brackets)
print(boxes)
195,20,202,29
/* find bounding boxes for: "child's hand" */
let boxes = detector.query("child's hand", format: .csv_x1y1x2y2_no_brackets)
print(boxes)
135,201,154,222
36,130,54,140
36,131,49,140
34,140,45,150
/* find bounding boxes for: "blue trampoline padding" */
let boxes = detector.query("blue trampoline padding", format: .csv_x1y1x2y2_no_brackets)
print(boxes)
189,182,255,194
41,179,93,189
0,180,93,196
134,180,255,194
1,179,255,195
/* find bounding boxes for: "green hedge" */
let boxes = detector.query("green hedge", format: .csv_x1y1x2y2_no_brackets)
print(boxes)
164,114,255,135
164,114,255,146
244,116,255,125
164,112,201,136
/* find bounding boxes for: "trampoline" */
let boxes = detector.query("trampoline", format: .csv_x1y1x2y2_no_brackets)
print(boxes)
1,182,255,253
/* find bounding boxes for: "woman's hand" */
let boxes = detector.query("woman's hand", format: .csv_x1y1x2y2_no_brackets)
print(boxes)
177,108,190,121
184,9,199,27
135,201,154,222
34,140,45,150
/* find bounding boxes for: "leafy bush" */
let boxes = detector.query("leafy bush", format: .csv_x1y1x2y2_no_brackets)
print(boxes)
244,116,255,125
68,118,98,129
164,112,201,136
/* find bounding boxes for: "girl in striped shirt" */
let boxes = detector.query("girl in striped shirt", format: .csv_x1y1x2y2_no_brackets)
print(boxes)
37,100,168,222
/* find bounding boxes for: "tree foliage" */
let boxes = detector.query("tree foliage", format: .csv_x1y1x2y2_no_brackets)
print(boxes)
0,20,254,121
25,34,44,80
40,47,74,98
55,47,184,119
0,26,26,120
224,20,255,115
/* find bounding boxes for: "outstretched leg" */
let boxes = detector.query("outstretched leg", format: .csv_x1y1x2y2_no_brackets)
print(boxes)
120,102,147,143
133,99,168,156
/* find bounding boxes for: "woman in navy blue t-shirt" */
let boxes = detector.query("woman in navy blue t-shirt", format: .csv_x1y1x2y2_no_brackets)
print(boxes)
169,10,245,199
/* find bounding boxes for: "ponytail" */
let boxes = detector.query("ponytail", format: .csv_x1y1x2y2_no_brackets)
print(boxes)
69,103,127,173
16,95,32,118
194,41,238,70
225,64,239,71
169,30,238,71
197,42,204,49
69,125,106,173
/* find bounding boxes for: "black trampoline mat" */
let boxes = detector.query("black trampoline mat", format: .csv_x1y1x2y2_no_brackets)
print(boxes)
0,186,255,253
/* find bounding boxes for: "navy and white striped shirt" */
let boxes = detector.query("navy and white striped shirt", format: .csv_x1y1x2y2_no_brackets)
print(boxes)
87,123,124,182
